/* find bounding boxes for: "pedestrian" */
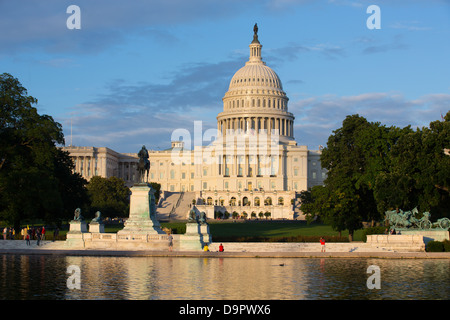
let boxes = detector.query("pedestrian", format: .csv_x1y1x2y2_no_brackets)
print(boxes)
41,226,46,240
219,243,224,252
26,233,30,246
168,233,173,252
320,237,326,252
21,227,27,240
53,227,59,241
36,227,41,246
2,227,7,240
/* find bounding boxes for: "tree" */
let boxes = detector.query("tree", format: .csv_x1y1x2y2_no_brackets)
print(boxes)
86,176,131,217
318,115,386,239
0,73,88,231
54,149,89,223
149,182,161,204
375,112,450,218
302,113,449,240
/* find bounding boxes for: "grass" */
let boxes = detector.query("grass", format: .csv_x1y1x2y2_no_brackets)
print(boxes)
160,220,364,242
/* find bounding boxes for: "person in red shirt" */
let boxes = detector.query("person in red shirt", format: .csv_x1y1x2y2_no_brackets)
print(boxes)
219,243,224,252
320,237,326,252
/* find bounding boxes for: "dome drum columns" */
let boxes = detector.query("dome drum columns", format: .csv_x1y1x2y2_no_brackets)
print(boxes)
217,116,294,138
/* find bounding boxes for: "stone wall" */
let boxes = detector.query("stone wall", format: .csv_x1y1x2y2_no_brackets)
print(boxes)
366,235,426,252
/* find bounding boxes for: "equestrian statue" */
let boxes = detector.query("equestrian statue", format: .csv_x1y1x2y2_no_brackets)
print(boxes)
137,145,150,184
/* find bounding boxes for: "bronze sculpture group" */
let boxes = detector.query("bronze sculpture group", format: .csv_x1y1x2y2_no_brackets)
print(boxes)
385,207,450,230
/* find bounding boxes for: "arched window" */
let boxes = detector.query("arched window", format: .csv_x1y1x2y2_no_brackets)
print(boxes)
254,197,260,206
265,197,272,206
243,197,249,206
230,197,236,206
278,197,284,206
207,197,213,205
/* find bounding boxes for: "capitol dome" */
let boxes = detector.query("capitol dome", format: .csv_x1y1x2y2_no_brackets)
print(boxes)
228,61,284,92
217,24,295,140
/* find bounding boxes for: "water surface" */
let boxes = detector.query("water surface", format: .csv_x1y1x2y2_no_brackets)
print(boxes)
0,255,448,300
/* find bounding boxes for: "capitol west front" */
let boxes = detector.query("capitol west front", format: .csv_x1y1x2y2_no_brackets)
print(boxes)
62,27,327,220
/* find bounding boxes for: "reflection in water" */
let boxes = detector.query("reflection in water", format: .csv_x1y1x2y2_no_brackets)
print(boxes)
0,255,448,300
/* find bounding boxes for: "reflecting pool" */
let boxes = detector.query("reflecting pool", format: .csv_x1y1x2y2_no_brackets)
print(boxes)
0,255,448,300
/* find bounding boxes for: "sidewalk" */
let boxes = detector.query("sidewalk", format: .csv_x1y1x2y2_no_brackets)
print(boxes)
1,240,449,258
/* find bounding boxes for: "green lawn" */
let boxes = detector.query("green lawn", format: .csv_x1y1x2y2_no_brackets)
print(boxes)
161,220,364,242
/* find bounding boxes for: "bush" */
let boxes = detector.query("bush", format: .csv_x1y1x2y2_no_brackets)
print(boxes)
362,226,387,242
443,240,450,252
426,240,444,252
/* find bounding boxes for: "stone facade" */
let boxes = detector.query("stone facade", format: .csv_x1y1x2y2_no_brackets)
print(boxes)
61,28,327,220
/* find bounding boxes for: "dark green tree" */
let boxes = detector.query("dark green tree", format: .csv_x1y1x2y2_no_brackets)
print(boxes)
0,73,88,231
86,176,131,218
149,182,161,204
318,115,383,239
375,112,450,218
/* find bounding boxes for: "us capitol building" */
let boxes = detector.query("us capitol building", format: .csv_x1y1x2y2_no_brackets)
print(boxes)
62,26,327,220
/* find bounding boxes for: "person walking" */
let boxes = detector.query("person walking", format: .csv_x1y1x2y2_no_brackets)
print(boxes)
25,233,30,246
41,226,46,240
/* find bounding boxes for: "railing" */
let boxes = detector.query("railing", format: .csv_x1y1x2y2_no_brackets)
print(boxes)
90,233,169,242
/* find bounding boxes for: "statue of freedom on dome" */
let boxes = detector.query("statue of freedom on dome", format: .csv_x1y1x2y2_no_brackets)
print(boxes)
252,23,259,43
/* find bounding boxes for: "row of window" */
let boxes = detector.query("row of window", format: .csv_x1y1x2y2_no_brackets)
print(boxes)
225,97,287,110
166,182,302,192
149,167,308,180
202,196,286,206
231,77,279,86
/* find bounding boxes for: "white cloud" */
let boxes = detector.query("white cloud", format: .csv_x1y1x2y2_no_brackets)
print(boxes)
290,92,450,149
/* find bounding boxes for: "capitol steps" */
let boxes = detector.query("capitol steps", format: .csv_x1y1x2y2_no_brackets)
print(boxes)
156,192,181,220
156,192,196,220
171,192,196,220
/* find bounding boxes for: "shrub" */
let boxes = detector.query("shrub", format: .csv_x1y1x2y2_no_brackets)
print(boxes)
426,240,444,252
362,226,387,242
443,240,450,252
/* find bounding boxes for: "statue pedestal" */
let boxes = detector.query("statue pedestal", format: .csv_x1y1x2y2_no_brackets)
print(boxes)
117,183,165,236
89,222,105,233
68,220,88,233
399,230,449,244
179,222,211,251
66,220,88,248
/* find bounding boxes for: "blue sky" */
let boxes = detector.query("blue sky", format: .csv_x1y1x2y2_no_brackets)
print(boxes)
1,0,449,153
